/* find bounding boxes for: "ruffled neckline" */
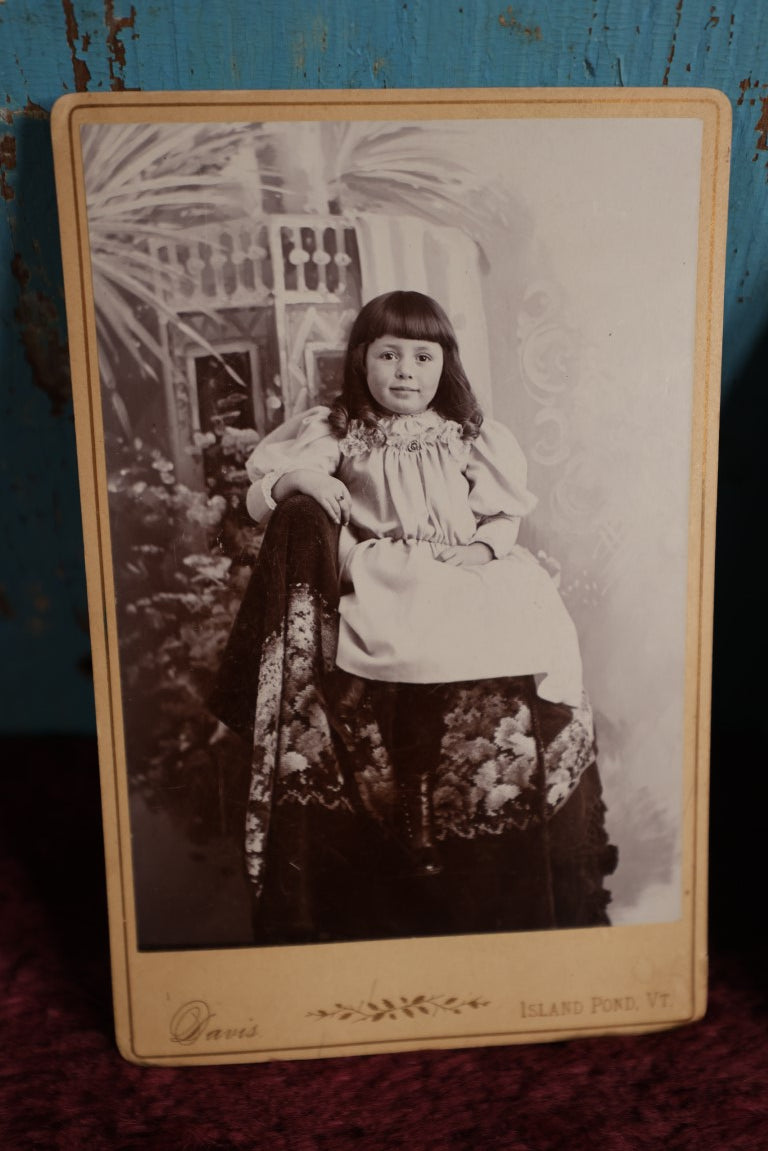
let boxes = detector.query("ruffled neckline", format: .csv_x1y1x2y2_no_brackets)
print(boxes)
339,410,466,458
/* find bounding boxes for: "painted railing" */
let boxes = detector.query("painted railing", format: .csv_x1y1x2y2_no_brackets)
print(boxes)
149,215,358,310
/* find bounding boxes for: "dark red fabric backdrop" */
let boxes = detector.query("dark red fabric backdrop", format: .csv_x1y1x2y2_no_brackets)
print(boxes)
1,734,766,1151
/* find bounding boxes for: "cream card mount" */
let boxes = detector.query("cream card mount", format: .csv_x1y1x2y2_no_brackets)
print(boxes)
51,88,729,1065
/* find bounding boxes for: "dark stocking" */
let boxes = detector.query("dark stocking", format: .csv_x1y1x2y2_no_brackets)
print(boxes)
388,683,446,877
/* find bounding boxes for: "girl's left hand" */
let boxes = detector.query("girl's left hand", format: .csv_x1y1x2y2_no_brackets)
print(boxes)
437,542,493,567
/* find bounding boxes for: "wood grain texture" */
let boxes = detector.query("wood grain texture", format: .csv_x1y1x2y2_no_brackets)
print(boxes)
0,0,762,732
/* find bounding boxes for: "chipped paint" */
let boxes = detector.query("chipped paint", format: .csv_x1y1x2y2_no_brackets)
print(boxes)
737,76,766,109
104,1,137,92
737,76,752,105
498,6,542,40
754,96,768,155
61,0,92,91
738,77,768,171
0,133,16,201
662,0,684,86
11,254,72,415
1,102,48,128
23,99,48,119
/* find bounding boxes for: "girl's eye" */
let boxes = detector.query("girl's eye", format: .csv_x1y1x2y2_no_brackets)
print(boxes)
416,354,432,362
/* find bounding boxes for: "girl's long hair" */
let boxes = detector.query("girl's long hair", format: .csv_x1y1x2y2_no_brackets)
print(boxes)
328,291,483,440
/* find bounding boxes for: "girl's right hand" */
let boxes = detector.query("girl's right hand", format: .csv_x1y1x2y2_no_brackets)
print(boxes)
272,469,351,525
437,542,493,567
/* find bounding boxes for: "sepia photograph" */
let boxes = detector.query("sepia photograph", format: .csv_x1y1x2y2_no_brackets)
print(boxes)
77,109,703,952
50,87,729,1062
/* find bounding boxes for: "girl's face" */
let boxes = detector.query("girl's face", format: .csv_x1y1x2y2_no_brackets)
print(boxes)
364,335,444,416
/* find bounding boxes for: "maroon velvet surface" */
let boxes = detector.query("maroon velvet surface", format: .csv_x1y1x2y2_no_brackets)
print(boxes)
2,736,767,1150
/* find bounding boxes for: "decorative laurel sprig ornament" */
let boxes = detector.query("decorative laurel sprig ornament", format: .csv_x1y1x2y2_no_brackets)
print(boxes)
309,994,490,1023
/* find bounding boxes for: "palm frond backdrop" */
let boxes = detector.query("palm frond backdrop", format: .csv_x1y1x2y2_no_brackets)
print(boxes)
82,118,504,473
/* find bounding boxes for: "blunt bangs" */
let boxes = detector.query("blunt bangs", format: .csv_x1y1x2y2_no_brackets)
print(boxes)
351,291,457,351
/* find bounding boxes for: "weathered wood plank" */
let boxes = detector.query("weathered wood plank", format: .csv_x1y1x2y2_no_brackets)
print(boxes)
0,0,763,731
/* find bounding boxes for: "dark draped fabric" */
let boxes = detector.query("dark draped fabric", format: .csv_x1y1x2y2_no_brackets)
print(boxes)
210,495,617,945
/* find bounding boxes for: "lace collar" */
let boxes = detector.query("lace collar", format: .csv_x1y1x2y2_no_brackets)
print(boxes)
339,410,467,458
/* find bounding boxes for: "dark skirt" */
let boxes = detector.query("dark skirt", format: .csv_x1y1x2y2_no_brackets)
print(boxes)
210,495,617,946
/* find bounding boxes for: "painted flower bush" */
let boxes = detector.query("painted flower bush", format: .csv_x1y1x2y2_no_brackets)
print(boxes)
107,430,263,841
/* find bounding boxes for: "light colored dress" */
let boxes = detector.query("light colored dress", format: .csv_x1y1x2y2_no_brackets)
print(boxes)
245,406,583,706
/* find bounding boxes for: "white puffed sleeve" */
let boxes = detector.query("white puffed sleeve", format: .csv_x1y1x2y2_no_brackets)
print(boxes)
244,406,342,522
464,419,538,557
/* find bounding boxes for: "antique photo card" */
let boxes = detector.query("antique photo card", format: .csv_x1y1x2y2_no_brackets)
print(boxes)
52,88,729,1064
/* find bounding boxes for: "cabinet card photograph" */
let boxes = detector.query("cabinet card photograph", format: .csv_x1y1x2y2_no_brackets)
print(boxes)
52,88,729,1064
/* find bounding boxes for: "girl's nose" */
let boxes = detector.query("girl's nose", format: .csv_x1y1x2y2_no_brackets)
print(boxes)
396,361,413,378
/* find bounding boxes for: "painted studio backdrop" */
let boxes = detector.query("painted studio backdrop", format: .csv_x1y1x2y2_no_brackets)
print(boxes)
80,116,702,947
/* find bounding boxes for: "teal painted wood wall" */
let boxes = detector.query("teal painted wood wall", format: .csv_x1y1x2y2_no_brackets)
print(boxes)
1,0,765,732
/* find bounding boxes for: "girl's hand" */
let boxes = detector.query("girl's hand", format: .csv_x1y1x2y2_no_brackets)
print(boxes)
273,469,351,525
437,542,493,567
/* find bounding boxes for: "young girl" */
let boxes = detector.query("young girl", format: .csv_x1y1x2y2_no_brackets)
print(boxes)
213,291,615,942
